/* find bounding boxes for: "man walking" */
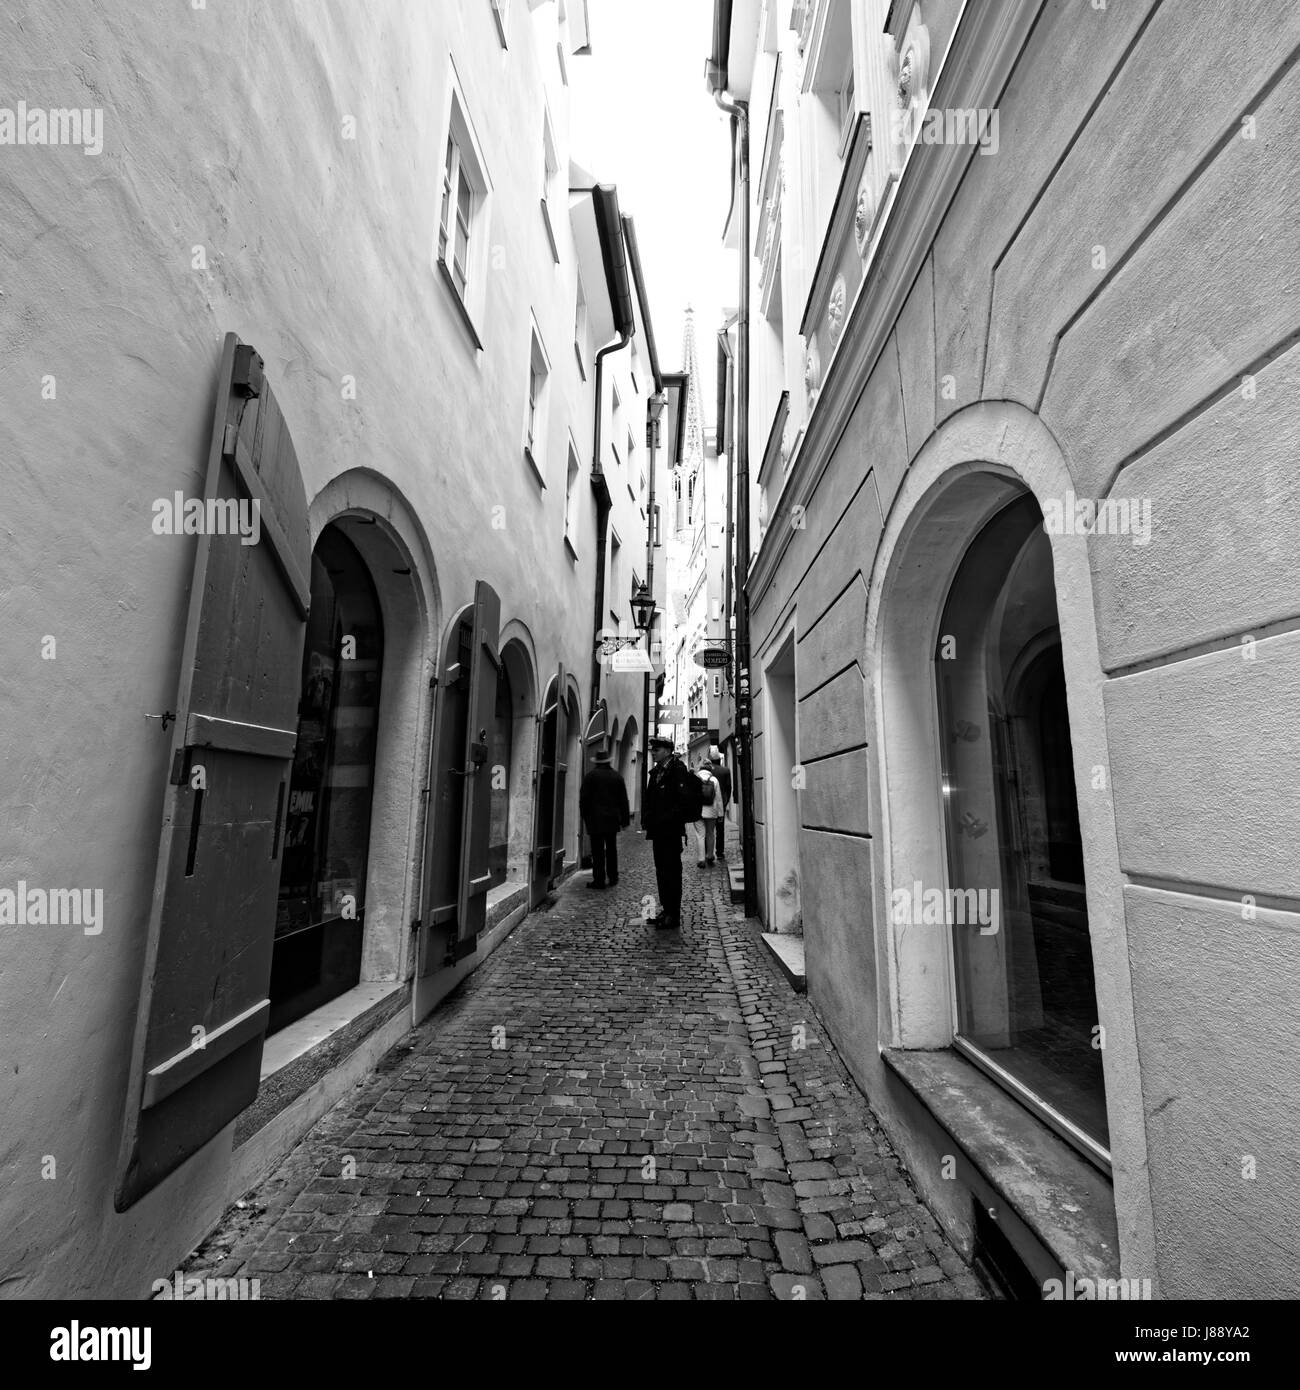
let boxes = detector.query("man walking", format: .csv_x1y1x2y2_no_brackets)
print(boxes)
709,747,732,863
579,747,630,890
642,736,699,929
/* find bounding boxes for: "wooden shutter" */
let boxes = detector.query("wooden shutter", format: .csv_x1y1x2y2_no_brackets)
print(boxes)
114,334,310,1211
415,600,473,1002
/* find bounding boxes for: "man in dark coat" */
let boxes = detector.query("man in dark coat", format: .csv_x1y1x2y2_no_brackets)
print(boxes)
579,747,631,889
709,748,733,862
642,736,697,929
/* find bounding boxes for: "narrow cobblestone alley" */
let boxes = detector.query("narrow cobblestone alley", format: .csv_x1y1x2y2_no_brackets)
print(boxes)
183,831,990,1301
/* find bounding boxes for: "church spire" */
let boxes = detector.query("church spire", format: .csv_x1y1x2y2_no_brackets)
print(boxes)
680,306,706,476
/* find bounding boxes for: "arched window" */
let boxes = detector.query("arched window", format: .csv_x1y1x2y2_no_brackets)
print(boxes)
934,493,1107,1154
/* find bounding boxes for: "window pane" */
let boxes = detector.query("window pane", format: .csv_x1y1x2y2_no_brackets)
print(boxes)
935,494,1108,1149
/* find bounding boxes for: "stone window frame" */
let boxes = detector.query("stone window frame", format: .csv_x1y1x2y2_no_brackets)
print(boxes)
863,401,1154,1260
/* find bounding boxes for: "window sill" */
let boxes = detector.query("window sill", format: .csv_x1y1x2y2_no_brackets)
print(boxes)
436,257,483,351
563,534,578,563
882,1046,1119,1283
524,446,546,489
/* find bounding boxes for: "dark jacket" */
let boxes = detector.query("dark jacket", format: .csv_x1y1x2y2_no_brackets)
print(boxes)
643,754,697,840
579,763,630,834
711,763,732,808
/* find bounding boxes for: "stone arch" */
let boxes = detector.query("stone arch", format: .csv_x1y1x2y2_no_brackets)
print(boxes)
307,468,441,987
862,399,1153,1271
617,716,639,808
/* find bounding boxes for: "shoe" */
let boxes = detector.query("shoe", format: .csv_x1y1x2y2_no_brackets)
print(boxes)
656,916,678,930
706,858,715,866
697,860,706,868
587,881,606,890
609,876,619,885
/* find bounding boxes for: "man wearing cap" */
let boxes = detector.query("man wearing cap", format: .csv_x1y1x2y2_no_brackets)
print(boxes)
579,745,631,890
708,748,732,863
642,735,697,929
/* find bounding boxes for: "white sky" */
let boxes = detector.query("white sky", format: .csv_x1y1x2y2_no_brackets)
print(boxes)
569,0,736,424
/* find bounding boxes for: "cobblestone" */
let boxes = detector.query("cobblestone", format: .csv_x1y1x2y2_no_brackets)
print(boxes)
181,832,989,1301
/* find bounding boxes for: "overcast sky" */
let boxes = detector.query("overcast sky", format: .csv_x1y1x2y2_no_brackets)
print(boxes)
570,0,735,423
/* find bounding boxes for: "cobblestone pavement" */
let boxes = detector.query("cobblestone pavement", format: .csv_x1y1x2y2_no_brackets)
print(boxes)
183,826,991,1300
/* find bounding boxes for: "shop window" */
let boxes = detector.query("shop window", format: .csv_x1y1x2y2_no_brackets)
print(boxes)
488,663,514,887
934,494,1108,1158
272,525,383,1034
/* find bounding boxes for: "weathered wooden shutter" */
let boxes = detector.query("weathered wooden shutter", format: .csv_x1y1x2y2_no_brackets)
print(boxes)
413,583,500,1021
114,334,310,1211
415,600,473,1006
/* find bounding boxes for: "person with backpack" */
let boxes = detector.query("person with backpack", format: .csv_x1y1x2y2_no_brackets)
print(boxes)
642,736,703,930
694,758,720,867
709,747,732,862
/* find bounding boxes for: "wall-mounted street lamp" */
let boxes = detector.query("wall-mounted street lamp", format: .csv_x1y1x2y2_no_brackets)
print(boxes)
594,580,657,654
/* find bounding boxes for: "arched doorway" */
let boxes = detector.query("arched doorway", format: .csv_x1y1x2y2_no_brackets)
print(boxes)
272,524,383,1033
618,716,638,808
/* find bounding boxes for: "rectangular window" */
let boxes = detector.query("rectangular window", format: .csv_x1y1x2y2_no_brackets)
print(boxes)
837,56,856,156
609,532,622,631
489,0,509,47
564,443,580,549
574,274,588,379
439,136,472,299
436,66,492,346
524,321,550,483
541,107,560,262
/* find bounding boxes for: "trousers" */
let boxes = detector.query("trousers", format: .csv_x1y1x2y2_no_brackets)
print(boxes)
589,830,619,886
651,831,683,921
694,819,719,862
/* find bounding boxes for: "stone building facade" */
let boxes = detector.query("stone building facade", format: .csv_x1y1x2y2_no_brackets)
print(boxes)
711,0,1299,1297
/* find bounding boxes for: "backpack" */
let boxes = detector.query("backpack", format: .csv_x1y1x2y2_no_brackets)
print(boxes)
675,763,707,821
700,774,717,807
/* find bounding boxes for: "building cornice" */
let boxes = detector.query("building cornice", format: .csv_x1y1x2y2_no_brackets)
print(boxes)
748,0,1043,609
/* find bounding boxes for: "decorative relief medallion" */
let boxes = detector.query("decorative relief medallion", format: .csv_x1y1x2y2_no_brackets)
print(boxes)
804,335,821,409
827,276,847,351
854,178,875,257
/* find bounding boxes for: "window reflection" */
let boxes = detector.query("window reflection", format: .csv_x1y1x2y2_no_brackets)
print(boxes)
935,494,1108,1151
272,526,382,1033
